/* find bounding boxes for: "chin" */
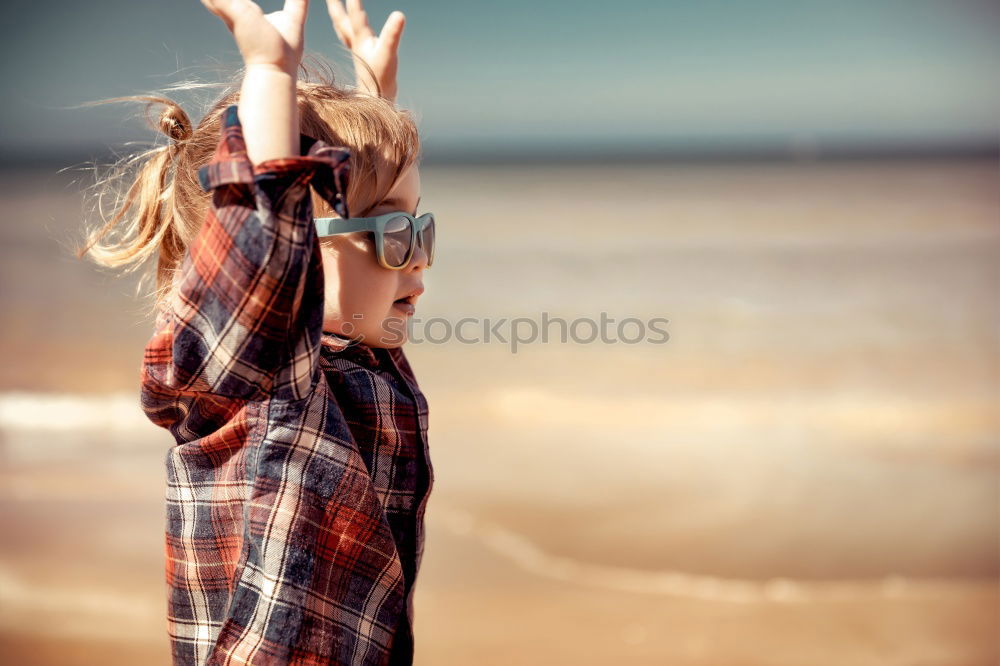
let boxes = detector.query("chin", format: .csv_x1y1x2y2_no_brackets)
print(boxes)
370,315,410,348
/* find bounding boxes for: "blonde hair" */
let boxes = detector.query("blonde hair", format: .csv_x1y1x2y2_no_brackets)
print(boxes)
74,57,421,314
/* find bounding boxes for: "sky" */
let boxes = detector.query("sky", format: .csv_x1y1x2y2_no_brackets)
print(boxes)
1,0,997,161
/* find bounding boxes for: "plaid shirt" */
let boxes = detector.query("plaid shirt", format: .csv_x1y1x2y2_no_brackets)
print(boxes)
139,105,433,665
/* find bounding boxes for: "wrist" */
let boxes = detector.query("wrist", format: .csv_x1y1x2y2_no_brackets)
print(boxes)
244,61,299,78
357,83,398,104
239,67,300,165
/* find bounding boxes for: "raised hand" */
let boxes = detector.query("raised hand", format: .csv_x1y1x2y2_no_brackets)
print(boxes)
201,0,309,74
326,0,405,102
201,0,310,162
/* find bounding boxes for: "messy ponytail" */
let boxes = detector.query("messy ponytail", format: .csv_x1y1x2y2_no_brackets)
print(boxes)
74,96,203,311
75,56,422,315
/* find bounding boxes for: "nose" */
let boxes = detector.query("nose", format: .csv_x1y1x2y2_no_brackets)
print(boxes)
407,240,429,271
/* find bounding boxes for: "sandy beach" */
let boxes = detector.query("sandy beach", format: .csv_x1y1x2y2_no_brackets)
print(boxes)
0,159,997,664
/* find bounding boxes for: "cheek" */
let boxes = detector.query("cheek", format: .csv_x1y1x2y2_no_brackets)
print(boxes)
321,244,398,315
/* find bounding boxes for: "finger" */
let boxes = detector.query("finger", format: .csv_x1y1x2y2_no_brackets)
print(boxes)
326,0,353,45
282,0,309,28
347,0,375,41
202,0,261,31
378,10,405,52
200,0,235,30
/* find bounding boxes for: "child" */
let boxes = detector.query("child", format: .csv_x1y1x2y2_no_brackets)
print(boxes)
76,1,434,663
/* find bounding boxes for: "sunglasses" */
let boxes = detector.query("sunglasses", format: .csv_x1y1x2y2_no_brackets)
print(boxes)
314,211,436,270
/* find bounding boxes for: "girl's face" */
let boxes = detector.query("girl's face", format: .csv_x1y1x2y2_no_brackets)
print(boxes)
317,164,426,348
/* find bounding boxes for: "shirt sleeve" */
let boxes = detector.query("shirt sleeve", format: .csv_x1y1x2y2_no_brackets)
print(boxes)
141,104,351,403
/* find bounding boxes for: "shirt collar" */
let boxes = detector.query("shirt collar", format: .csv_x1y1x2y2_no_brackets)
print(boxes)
320,331,379,367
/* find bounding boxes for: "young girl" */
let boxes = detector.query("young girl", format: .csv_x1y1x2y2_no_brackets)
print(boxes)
77,1,433,663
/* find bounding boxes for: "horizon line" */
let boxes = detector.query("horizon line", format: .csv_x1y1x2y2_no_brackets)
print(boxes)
2,139,996,169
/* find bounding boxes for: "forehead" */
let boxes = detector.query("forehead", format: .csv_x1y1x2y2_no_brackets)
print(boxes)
388,163,420,200
311,163,421,217
376,163,421,213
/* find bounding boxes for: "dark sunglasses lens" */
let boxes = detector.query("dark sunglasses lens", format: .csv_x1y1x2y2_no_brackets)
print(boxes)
422,215,435,265
382,215,412,267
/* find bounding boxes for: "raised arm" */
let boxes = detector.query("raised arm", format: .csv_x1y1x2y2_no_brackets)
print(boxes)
142,0,351,405
202,0,307,162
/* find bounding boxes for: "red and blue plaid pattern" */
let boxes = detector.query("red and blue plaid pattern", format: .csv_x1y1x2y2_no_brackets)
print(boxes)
140,105,433,665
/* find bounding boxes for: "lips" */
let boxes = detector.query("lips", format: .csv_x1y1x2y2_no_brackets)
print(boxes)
393,285,424,305
392,285,423,315
392,300,415,315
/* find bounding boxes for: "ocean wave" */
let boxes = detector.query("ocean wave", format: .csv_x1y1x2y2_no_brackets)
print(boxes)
0,391,151,432
434,501,994,604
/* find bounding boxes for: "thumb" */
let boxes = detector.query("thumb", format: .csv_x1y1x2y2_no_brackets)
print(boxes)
200,0,249,31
